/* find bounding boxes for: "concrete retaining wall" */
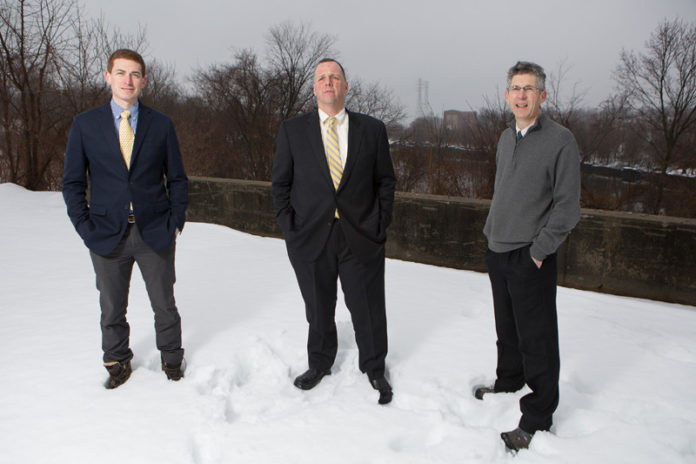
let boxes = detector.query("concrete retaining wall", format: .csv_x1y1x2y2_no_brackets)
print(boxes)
188,176,696,306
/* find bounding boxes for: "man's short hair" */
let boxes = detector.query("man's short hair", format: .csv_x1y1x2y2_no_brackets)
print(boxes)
507,61,546,91
316,58,346,79
107,49,146,76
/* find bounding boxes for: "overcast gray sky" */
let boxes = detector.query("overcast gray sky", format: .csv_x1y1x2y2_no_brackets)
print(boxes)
88,0,696,121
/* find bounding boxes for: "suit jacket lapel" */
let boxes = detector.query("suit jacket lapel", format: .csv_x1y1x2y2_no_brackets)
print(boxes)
306,112,333,187
130,102,152,171
340,110,362,191
97,103,128,174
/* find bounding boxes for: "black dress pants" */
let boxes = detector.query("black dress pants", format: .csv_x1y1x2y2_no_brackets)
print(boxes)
485,245,559,433
90,223,183,366
289,220,388,381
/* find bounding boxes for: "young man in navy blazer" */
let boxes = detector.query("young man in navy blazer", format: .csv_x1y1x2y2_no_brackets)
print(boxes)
63,49,188,389
272,58,396,404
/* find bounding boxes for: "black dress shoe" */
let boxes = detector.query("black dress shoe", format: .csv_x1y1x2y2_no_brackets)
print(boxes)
501,427,534,451
370,377,393,405
294,368,331,390
473,384,496,400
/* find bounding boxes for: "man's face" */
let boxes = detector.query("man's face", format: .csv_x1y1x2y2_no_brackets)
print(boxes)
313,61,348,114
105,58,146,108
505,73,546,129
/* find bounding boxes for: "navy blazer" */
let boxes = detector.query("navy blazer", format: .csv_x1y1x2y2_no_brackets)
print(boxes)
271,110,396,263
63,102,188,256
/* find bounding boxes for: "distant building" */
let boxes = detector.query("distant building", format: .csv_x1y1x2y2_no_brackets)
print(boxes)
443,110,477,131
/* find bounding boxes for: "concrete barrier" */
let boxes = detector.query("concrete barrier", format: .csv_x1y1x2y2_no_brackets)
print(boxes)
188,176,696,306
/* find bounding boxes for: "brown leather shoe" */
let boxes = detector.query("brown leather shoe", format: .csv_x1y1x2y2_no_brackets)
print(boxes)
104,360,132,389
161,356,185,381
501,427,534,451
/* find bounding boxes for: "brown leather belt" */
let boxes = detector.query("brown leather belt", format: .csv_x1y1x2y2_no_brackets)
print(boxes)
128,214,135,224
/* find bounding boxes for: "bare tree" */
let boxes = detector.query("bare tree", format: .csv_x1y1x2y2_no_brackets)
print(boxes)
191,50,278,180
0,0,150,189
346,78,406,131
614,18,696,214
573,93,630,165
56,12,148,113
467,92,509,156
545,58,587,129
390,144,428,193
265,21,337,120
464,93,510,198
185,21,405,182
0,0,75,189
142,58,179,107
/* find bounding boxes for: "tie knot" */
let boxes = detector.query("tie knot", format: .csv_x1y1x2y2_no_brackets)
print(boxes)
516,130,523,142
121,110,130,120
328,117,336,128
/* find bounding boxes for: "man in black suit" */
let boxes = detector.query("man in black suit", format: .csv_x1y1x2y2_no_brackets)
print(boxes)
272,58,396,404
63,49,188,389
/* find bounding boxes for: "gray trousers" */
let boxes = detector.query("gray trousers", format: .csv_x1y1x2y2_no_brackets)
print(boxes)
90,223,183,366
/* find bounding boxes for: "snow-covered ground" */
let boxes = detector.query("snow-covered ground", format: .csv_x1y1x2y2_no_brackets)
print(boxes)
1,183,695,464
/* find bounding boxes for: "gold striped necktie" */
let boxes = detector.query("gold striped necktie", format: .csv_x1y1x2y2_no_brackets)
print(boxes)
119,110,134,169
325,117,342,217
325,117,342,188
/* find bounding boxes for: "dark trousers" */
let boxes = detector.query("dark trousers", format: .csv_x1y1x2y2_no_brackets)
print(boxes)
90,223,183,366
289,221,388,381
485,246,559,433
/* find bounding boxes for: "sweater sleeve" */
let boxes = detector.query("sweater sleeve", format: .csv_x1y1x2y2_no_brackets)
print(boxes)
530,134,581,261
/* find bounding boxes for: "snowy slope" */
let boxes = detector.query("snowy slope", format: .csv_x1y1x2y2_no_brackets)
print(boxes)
1,183,695,464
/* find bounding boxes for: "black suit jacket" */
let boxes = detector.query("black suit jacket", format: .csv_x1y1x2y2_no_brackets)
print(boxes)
272,110,396,263
62,102,188,256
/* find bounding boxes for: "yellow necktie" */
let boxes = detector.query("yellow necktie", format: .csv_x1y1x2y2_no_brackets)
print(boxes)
325,117,342,218
119,110,134,169
325,117,342,189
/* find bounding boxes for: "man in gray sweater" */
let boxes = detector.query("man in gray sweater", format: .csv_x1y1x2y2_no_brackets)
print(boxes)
475,61,581,451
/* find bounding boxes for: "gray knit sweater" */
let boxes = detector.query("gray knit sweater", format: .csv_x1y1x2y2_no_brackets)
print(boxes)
483,114,581,261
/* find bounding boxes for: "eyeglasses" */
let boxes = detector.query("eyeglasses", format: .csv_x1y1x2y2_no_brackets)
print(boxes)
508,85,540,94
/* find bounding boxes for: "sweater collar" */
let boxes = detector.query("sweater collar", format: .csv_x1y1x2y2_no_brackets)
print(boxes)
510,113,546,135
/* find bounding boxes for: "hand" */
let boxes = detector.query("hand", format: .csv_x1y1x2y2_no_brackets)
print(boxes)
532,257,542,268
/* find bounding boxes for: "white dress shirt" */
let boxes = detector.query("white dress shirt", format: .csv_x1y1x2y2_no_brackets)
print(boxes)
516,124,532,138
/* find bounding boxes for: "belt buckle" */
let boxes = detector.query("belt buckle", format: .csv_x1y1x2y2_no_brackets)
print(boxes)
128,214,135,224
